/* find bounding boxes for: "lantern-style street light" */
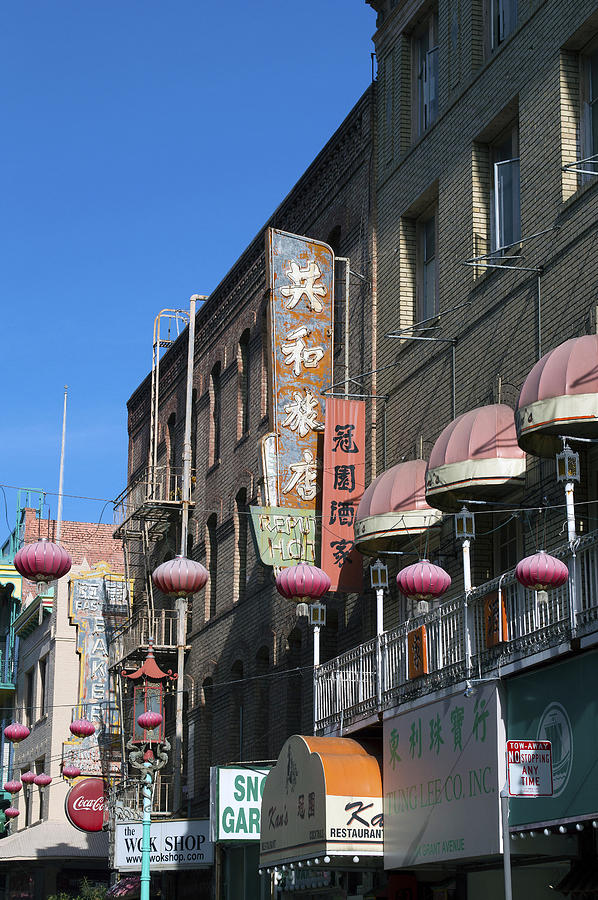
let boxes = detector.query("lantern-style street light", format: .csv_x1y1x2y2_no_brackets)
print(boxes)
122,642,175,900
275,563,331,666
370,560,388,636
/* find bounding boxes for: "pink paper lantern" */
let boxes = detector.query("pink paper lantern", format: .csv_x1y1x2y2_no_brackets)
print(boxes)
515,550,569,591
62,764,81,780
275,563,331,604
20,771,36,785
3,781,22,795
70,718,95,738
3,723,30,744
137,711,163,731
5,808,19,819
33,773,52,788
13,538,71,583
397,560,451,601
152,556,208,598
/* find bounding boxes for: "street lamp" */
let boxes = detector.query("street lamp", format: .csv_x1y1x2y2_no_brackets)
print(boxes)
370,560,388,635
122,641,175,900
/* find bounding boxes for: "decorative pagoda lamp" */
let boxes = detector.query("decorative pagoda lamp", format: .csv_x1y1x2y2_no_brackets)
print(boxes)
370,560,389,636
556,442,580,544
275,564,331,667
122,642,175,900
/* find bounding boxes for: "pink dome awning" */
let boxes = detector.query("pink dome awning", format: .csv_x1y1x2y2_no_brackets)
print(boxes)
354,459,442,554
516,335,598,457
425,404,526,512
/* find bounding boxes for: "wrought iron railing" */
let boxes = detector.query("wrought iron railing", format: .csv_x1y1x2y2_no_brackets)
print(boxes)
108,610,186,669
315,531,598,733
113,466,188,527
109,775,173,820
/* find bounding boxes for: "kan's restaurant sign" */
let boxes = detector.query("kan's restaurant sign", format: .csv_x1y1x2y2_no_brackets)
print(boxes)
260,735,383,867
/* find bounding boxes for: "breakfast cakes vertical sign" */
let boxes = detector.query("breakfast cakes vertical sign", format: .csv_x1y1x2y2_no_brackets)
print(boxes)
266,228,334,522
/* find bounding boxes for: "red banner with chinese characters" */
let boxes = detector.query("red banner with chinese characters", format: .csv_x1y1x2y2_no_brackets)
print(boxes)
321,398,365,591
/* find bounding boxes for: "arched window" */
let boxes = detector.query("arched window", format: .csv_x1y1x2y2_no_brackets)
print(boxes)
167,413,176,497
206,514,218,619
254,646,270,760
230,660,244,762
238,330,250,438
234,488,248,603
210,362,221,465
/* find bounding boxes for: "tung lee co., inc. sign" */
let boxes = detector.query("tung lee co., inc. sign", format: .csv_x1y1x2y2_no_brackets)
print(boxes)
384,684,505,867
210,765,270,842
115,819,213,871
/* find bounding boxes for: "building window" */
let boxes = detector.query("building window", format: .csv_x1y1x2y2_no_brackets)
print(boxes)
25,669,34,728
489,0,517,52
167,412,177,498
581,46,598,171
413,12,438,137
38,657,47,719
210,362,221,465
417,212,438,322
260,307,269,421
494,515,520,576
238,330,250,438
234,489,248,603
490,126,520,252
206,514,218,620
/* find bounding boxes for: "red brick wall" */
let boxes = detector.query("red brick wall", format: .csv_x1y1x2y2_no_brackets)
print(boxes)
21,508,124,570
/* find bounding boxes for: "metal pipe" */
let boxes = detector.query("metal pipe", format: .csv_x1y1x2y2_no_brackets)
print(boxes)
462,540,472,677
501,789,513,900
565,482,576,544
537,271,542,361
56,386,68,543
140,765,153,900
451,343,456,420
376,588,384,636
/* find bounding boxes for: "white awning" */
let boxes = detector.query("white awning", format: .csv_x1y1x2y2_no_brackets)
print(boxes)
0,819,109,861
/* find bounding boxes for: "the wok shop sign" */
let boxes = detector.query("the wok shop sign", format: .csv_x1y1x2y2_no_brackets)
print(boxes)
115,819,213,871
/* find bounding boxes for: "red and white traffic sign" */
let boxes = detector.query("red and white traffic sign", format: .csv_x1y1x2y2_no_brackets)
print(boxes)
506,740,553,797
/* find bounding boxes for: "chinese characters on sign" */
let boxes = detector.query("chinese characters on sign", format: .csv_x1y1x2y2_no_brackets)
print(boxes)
484,590,508,647
321,398,365,591
408,626,428,679
64,566,131,776
383,686,503,868
267,229,334,511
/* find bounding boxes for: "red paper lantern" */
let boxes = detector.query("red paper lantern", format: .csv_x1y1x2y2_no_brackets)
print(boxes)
70,718,95,738
137,711,163,731
13,538,71,583
3,723,30,744
62,764,81,780
515,550,569,591
275,563,331,604
152,555,208,598
5,808,19,819
20,771,36,785
397,560,451,601
3,781,22,795
34,773,52,788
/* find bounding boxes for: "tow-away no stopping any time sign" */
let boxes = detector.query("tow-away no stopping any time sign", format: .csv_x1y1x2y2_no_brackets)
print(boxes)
507,740,553,797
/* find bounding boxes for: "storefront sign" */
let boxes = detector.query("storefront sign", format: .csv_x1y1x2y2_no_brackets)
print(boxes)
260,735,383,867
507,650,597,826
267,228,334,511
384,685,504,867
115,819,213,871
210,766,270,842
65,777,107,832
321,398,364,591
507,740,552,797
250,507,316,568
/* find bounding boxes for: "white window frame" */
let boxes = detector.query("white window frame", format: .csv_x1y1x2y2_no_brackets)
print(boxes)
490,128,521,252
413,13,438,137
417,210,438,323
581,46,598,173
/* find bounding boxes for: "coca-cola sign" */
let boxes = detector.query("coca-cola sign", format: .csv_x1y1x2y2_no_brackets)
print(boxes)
65,777,107,832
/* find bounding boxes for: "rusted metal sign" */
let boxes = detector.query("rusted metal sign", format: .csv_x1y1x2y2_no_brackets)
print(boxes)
321,398,365,591
267,228,334,511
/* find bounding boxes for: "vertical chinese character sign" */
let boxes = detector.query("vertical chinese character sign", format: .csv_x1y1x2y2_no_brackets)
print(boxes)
267,228,334,511
321,398,365,591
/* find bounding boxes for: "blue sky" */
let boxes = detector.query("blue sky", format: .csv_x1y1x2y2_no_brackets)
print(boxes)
0,1,375,534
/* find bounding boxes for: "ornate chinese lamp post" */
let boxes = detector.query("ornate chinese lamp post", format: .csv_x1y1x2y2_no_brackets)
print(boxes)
122,642,175,900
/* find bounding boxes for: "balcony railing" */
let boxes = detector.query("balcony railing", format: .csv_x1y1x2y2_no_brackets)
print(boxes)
113,466,192,539
315,530,598,734
109,775,173,820
109,610,187,669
